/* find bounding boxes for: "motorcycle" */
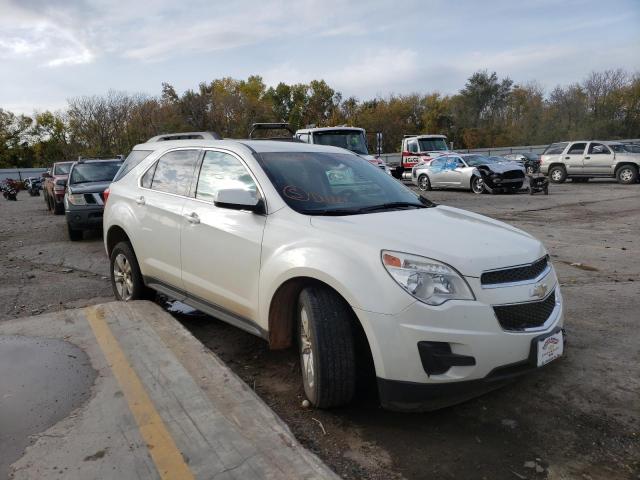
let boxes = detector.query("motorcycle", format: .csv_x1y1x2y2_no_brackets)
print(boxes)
2,185,18,201
28,180,41,196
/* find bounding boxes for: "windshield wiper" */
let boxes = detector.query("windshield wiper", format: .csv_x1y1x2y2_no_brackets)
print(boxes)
356,201,428,213
298,207,363,216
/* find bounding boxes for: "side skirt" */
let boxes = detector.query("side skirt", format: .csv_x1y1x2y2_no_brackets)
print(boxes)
144,276,268,340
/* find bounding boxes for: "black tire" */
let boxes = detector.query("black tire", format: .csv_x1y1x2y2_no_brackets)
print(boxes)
548,166,567,184
67,224,83,241
470,176,484,194
53,201,64,215
418,174,431,191
616,165,638,185
297,285,356,408
526,166,535,175
109,241,153,301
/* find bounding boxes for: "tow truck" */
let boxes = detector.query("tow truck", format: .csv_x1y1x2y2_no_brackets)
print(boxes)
386,134,450,180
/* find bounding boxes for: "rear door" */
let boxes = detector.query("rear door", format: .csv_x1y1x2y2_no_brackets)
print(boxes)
583,142,614,176
180,149,266,322
136,148,201,290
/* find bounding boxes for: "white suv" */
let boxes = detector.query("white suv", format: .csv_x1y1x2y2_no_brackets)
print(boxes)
103,137,564,411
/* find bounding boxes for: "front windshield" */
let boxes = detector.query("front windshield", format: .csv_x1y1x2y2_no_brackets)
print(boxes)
313,131,369,155
69,161,123,184
418,138,448,152
257,152,430,215
54,163,72,175
464,155,494,166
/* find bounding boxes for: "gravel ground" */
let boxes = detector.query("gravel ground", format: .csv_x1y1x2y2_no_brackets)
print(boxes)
1,181,638,480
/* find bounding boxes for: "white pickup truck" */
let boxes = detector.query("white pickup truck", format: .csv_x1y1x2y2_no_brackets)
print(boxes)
386,135,450,180
294,126,390,173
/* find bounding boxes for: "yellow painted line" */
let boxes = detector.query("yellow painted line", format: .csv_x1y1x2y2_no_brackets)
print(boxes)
85,306,195,480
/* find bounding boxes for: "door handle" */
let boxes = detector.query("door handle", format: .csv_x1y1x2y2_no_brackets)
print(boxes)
135,196,145,205
565,156,570,159
184,212,200,224
584,156,590,159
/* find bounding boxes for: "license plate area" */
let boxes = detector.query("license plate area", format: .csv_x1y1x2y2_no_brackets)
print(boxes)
530,328,564,367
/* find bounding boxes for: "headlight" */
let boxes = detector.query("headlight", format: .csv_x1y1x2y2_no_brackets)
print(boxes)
67,193,87,206
381,250,475,305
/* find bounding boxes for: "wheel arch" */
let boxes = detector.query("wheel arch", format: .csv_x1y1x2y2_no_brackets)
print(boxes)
106,224,131,257
614,162,639,174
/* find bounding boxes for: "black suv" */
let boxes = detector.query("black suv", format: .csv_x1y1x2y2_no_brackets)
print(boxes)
64,159,122,241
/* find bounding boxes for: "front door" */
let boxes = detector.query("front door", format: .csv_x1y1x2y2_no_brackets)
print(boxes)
563,142,587,175
180,149,266,322
583,142,614,176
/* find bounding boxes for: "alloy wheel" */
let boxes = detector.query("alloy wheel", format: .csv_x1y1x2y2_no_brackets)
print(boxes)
472,177,484,194
113,253,134,301
620,168,633,183
551,170,563,182
299,306,315,392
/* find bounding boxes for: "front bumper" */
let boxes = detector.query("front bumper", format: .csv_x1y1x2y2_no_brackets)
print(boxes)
65,206,105,229
353,270,564,410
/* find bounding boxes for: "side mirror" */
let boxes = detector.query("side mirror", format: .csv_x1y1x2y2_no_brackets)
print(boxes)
214,189,265,214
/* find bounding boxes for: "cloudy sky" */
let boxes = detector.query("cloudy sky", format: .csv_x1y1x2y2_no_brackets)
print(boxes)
1,0,638,113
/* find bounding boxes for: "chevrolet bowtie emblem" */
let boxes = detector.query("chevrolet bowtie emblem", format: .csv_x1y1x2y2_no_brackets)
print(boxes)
530,283,548,299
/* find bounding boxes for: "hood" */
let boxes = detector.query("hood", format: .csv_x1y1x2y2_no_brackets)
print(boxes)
310,205,545,277
68,181,111,194
483,162,525,173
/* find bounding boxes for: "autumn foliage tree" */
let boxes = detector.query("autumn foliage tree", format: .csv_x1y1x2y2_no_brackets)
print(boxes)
1,69,638,168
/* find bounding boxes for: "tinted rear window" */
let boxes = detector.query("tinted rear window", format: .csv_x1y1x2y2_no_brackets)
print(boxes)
53,163,72,175
113,150,153,182
69,161,123,184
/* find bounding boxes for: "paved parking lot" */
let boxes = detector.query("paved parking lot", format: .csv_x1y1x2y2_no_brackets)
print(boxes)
1,181,639,479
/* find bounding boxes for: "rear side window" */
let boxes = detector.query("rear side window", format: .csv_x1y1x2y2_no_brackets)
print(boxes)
114,150,153,181
543,143,568,155
195,151,257,202
147,149,200,196
567,143,586,155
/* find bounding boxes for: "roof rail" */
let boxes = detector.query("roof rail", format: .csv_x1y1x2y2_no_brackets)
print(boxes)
146,131,221,143
249,123,297,141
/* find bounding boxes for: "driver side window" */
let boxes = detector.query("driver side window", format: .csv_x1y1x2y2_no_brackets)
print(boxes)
407,140,419,153
195,151,257,202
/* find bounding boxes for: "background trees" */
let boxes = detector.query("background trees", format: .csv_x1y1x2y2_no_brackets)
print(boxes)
1,69,638,168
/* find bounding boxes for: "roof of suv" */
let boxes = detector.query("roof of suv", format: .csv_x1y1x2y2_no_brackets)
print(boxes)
133,139,354,155
295,126,365,133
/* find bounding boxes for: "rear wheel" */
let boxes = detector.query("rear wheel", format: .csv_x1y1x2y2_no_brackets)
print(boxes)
548,166,567,183
297,285,356,408
471,176,484,194
616,165,638,185
110,242,153,301
418,174,431,191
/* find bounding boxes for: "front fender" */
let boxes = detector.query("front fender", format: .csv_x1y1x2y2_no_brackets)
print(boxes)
258,236,415,332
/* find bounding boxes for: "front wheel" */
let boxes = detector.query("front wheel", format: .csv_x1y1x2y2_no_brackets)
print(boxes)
548,166,567,183
616,165,638,185
418,174,431,191
110,242,152,301
298,286,356,408
471,176,484,194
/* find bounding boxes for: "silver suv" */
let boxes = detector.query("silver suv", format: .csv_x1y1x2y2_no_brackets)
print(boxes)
540,140,640,184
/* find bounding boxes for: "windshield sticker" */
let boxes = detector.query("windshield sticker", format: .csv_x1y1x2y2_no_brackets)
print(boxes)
282,185,347,204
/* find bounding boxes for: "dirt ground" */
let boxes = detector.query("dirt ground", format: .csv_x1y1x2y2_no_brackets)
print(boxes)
1,181,638,480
